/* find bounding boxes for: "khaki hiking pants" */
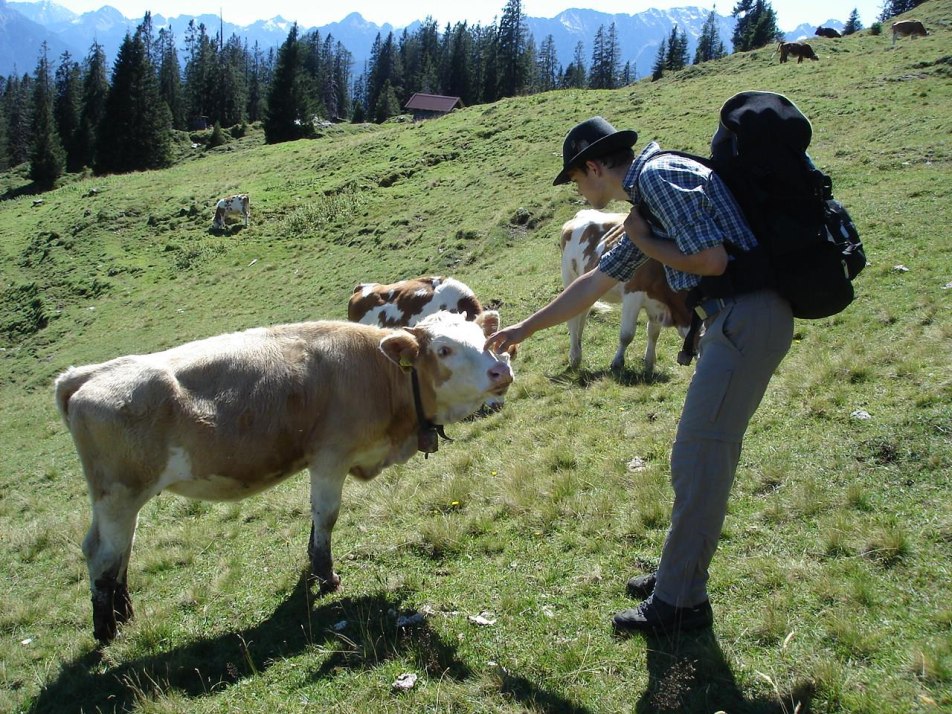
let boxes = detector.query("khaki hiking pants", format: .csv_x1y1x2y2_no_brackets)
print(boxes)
653,288,794,609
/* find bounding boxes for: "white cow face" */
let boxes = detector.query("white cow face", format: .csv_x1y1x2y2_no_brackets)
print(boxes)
380,311,513,424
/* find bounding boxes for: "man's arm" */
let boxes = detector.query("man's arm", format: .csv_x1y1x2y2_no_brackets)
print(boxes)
486,268,617,353
624,207,728,276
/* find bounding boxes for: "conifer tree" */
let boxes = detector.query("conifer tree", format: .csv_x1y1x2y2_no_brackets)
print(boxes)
497,0,530,98
590,23,621,89
694,10,727,64
881,0,924,19
4,73,34,167
75,41,108,170
264,24,315,142
29,44,65,189
373,79,400,123
563,41,586,89
157,27,185,129
651,38,667,81
731,0,781,52
442,22,474,103
843,9,863,35
536,35,560,92
54,51,83,172
665,25,689,71
0,79,8,170
183,21,216,128
95,28,172,174
246,42,269,123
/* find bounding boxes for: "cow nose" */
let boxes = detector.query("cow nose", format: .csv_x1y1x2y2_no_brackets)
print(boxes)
488,362,513,386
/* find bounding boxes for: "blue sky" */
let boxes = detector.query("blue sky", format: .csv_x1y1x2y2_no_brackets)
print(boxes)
52,0,885,31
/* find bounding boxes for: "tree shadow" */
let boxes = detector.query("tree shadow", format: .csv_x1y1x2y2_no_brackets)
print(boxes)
1,181,43,202
635,629,815,713
30,572,592,713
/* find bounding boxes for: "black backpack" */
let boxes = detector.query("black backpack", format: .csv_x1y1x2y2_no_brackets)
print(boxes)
658,91,866,321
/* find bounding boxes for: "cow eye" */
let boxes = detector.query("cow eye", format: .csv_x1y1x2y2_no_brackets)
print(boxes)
437,346,452,358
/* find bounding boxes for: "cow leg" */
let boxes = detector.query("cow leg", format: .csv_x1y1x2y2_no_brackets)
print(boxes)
643,315,663,374
612,292,644,372
83,488,146,644
567,311,588,369
308,465,347,594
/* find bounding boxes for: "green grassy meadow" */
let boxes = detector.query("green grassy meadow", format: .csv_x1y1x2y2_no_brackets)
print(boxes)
1,5,950,712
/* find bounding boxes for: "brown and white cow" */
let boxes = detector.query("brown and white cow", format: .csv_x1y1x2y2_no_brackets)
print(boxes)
211,193,250,230
348,276,482,328
778,41,819,63
54,312,513,643
891,19,928,45
815,26,842,39
349,276,515,408
560,209,691,373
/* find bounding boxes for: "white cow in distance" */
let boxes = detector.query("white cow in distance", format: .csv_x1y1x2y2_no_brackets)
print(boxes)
211,193,250,230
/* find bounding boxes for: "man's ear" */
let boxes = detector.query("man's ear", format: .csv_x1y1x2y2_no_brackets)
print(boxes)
380,330,420,371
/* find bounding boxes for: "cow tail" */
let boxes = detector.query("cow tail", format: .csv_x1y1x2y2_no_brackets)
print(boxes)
54,366,94,425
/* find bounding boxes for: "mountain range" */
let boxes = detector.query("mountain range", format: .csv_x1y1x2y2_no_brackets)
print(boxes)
0,1,843,82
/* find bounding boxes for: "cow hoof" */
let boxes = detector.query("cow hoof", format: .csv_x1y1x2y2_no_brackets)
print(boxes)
93,612,117,645
311,572,341,595
114,584,134,624
92,591,118,644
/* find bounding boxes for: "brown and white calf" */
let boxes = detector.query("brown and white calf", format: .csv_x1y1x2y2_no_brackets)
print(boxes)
348,276,482,327
560,209,691,373
778,41,819,63
348,276,515,408
891,20,928,45
211,193,250,230
55,312,513,643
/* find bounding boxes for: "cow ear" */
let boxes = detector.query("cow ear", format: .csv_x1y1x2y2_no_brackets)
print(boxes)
475,310,500,337
380,330,420,371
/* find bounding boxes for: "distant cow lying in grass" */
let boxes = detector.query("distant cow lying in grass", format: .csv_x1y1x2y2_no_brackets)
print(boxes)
211,193,250,230
778,42,819,63
815,26,841,38
891,19,928,45
55,313,513,644
560,209,691,373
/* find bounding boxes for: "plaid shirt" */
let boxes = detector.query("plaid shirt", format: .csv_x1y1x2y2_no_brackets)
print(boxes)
598,142,757,292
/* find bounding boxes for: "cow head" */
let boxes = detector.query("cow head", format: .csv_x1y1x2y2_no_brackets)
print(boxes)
379,311,513,424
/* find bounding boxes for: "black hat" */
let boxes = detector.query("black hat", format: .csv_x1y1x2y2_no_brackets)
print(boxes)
553,116,638,185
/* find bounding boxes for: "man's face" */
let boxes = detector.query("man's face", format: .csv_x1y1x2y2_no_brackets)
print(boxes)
569,163,610,209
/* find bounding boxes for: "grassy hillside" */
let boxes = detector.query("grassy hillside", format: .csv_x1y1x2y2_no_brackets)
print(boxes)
1,3,949,712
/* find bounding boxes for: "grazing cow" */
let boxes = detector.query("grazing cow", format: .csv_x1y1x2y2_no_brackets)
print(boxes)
348,276,482,328
891,20,928,45
211,193,250,230
560,209,691,373
55,312,513,644
815,26,842,39
778,41,819,63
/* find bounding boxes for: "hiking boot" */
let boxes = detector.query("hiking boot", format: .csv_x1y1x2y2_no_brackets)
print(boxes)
612,594,713,635
626,571,657,599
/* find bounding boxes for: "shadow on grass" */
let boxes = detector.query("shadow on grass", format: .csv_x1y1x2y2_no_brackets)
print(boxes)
635,629,815,714
551,364,677,388
1,182,43,201
30,571,591,713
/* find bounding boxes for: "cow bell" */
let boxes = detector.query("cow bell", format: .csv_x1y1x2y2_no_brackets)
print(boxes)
418,427,440,457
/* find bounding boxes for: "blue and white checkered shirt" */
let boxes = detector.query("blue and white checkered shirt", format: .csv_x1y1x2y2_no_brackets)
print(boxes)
598,142,758,292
